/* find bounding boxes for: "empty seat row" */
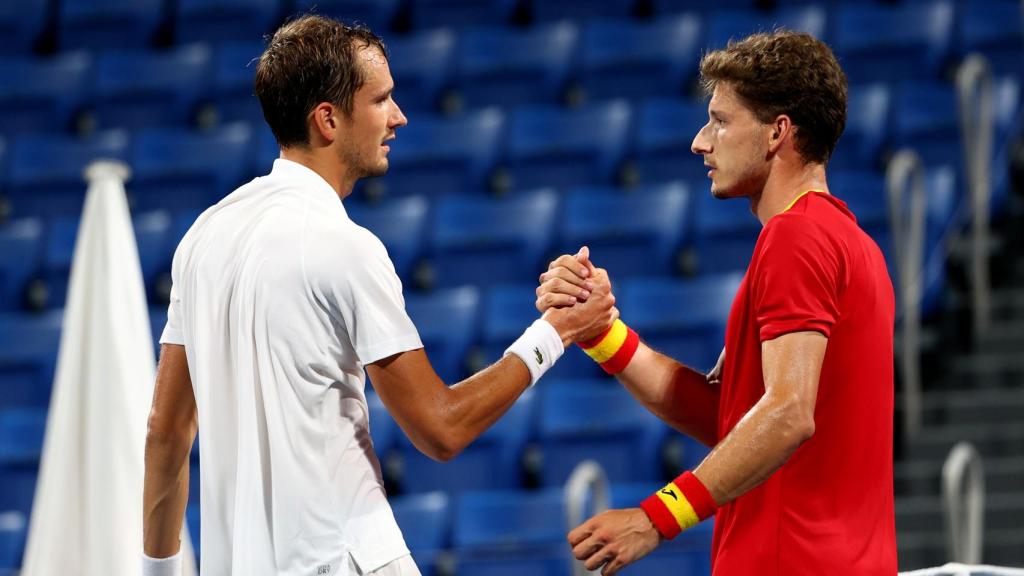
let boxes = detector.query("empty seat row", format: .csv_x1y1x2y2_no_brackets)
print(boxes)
6,75,1015,215
4,0,1022,136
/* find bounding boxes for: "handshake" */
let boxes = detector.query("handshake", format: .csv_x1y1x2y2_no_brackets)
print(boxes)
536,246,620,348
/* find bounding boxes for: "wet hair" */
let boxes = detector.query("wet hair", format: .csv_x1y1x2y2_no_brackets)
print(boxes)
699,30,847,164
255,14,387,148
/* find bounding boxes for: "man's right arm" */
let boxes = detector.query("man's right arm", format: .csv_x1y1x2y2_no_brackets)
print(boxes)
537,250,721,446
366,273,618,462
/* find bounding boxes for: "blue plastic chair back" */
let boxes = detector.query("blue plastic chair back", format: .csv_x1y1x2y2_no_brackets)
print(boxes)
405,286,481,382
175,0,280,44
832,83,890,171
0,219,43,312
428,190,558,288
706,6,826,50
0,52,92,137
506,101,631,190
559,183,690,279
91,44,212,131
376,108,504,198
211,41,266,125
692,190,761,274
409,0,518,30
454,22,578,110
578,15,702,101
59,0,163,50
0,0,47,54
633,98,708,184
389,29,456,114
347,195,429,284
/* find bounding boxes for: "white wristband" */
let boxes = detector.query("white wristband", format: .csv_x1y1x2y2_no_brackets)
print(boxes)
143,549,182,576
504,319,564,387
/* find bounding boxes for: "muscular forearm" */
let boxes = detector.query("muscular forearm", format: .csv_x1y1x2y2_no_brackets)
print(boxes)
143,430,194,557
616,344,720,446
693,391,814,505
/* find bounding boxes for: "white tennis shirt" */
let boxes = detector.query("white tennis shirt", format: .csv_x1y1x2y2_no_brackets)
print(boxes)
160,158,423,575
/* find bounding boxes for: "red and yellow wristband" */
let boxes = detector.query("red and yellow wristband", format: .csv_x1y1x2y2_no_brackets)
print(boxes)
577,319,640,374
640,471,718,540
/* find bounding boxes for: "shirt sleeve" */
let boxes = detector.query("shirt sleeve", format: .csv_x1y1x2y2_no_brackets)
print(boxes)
754,216,844,341
159,273,184,346
326,232,422,365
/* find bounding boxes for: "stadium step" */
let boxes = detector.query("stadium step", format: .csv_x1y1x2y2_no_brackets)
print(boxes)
907,422,1024,461
896,493,1024,533
896,528,1024,569
894,455,1024,496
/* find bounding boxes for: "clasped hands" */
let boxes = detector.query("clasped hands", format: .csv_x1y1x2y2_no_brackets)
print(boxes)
535,246,663,576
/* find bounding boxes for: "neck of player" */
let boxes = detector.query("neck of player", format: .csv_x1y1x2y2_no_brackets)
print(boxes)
751,160,829,226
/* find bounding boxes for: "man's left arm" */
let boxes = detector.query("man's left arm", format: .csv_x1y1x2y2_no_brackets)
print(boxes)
569,331,826,575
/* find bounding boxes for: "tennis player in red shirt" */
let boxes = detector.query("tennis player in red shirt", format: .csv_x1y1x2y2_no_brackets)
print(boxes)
536,31,897,575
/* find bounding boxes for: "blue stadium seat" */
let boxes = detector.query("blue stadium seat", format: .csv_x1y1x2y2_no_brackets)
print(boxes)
174,0,280,44
39,215,80,310
0,219,43,312
452,22,578,110
209,41,265,126
619,273,742,372
0,52,92,137
293,0,401,31
427,189,558,289
632,98,708,185
347,195,429,285
366,391,399,460
404,286,481,383
6,131,130,219
537,379,665,486
0,0,47,54
58,0,164,51
391,492,451,576
652,0,757,14
577,15,701,102
0,409,47,517
150,306,168,353
557,183,691,279
409,0,518,31
396,389,535,494
479,284,603,380
956,0,1023,77
892,80,961,170
0,511,26,572
388,29,456,115
531,0,635,24
134,211,172,292
453,488,571,576
505,101,631,190
186,501,201,562
0,312,62,410
90,45,212,131
832,0,954,84
830,170,889,243
0,409,46,464
129,123,253,212
706,5,827,51
831,83,891,171
367,108,504,199
691,190,761,274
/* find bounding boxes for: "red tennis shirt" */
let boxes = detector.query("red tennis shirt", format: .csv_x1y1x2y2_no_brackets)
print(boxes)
711,191,898,575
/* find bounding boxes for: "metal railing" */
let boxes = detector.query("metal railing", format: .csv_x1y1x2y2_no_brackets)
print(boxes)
942,442,985,564
887,150,927,442
956,54,996,341
565,460,610,576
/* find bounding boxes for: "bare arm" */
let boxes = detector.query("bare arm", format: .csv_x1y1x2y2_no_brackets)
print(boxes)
694,330,825,503
367,276,617,462
567,331,826,575
143,344,197,558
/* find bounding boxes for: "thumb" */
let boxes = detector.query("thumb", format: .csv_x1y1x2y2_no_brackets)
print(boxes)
575,245,597,274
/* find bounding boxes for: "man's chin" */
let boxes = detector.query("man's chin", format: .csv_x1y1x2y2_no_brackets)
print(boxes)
365,161,389,178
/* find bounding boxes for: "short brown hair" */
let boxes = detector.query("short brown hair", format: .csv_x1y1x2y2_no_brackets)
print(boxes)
255,14,387,148
699,30,847,164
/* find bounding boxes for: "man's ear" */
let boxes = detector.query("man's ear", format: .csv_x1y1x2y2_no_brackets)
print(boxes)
767,114,794,155
309,102,340,144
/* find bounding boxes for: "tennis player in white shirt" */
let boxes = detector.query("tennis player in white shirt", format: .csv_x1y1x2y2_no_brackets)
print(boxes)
141,14,616,576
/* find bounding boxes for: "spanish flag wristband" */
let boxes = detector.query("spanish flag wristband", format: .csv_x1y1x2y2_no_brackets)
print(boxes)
639,471,718,540
577,319,640,375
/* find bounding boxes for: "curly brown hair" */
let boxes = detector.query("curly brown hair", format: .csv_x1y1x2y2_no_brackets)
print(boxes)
699,30,847,164
255,14,387,149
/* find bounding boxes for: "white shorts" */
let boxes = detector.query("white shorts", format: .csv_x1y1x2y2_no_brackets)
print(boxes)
347,554,421,576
